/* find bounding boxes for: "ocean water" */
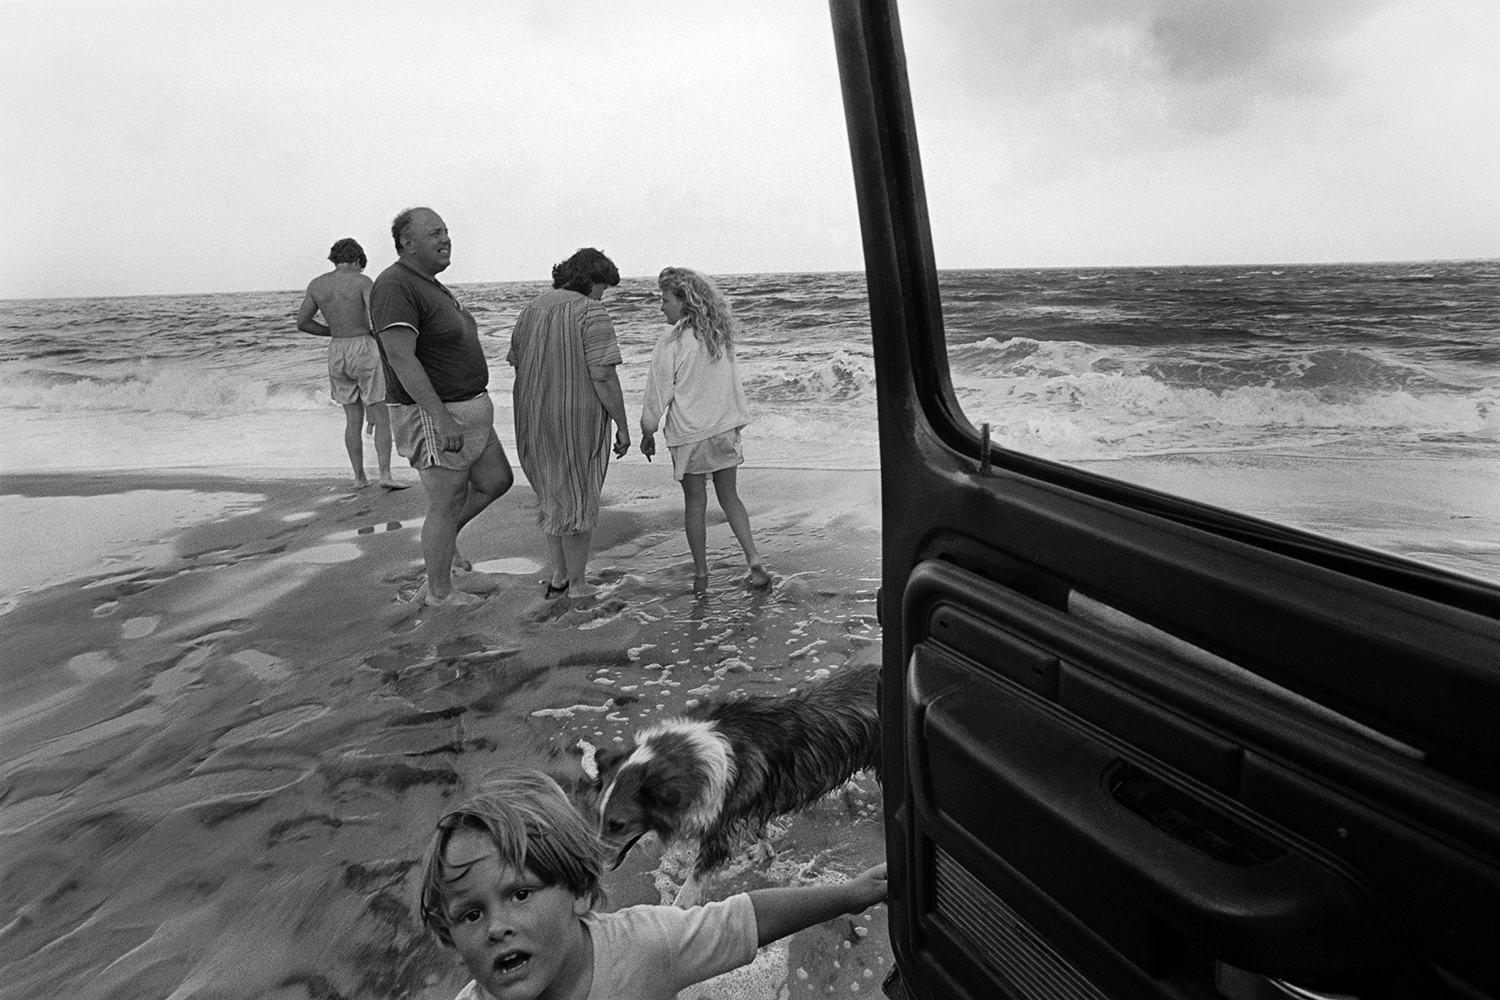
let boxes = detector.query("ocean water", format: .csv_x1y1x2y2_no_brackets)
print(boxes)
2,260,1498,580
941,261,1500,461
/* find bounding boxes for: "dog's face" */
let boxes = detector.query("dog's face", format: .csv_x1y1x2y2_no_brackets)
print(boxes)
596,768,654,871
593,739,703,871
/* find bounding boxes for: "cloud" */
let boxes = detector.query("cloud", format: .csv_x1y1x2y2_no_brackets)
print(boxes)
0,0,1493,293
1147,1,1364,85
904,0,1394,176
894,0,1499,267
0,0,858,296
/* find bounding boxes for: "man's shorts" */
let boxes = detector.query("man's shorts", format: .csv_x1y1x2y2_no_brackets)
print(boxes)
389,392,497,471
327,336,387,405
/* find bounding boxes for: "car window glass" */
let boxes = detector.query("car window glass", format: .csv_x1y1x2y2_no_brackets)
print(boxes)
897,4,1500,588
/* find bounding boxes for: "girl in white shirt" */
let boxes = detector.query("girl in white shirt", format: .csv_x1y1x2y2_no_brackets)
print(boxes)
640,267,772,595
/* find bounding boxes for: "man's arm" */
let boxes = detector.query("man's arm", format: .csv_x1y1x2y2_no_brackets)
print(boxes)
747,863,887,947
377,326,465,452
297,290,331,337
360,279,374,334
592,367,631,457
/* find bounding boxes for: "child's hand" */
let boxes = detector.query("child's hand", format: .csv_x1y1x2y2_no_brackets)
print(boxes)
640,433,655,461
845,863,888,911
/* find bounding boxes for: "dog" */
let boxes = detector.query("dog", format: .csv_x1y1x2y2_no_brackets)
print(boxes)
592,662,880,905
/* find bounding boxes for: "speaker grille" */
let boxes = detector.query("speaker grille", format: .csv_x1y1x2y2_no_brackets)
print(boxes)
933,847,1110,1000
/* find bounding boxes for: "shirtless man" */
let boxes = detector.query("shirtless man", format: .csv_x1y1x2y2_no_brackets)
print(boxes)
297,238,406,490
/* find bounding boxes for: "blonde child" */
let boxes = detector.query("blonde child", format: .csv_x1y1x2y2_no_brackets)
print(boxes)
417,769,887,1000
640,267,771,595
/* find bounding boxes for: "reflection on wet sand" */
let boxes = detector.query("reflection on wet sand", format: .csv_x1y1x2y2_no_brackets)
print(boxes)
0,465,888,1000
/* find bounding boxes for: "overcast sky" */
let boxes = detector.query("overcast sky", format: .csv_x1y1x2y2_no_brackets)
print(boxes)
2,0,1496,298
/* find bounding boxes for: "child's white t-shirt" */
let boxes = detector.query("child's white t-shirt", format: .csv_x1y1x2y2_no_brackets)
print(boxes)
452,893,758,1000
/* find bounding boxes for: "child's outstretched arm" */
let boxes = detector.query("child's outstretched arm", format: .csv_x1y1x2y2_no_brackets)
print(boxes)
747,863,887,947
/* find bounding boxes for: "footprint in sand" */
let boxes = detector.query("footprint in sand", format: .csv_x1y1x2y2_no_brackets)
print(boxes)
67,650,120,679
229,648,290,682
391,575,428,605
452,571,506,594
185,623,252,646
121,614,161,639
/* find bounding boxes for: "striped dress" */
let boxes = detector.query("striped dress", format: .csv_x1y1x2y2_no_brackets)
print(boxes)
507,288,623,534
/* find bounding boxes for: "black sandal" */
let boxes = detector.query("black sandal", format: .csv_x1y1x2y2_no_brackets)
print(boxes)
545,581,570,599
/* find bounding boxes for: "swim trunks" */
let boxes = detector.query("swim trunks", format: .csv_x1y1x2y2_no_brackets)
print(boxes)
327,336,386,405
389,392,497,471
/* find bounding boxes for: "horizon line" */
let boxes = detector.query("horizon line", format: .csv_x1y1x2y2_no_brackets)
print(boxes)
3,256,1496,303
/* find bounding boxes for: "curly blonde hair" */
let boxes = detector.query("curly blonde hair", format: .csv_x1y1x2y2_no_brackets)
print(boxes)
658,267,736,361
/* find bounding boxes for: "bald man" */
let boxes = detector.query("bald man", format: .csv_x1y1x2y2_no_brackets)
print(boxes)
371,208,514,607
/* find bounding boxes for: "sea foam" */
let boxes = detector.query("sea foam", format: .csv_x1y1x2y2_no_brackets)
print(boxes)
0,363,323,413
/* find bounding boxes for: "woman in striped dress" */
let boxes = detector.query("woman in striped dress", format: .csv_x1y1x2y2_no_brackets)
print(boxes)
507,248,631,599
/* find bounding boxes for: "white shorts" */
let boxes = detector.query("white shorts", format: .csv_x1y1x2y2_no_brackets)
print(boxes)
327,336,386,404
389,393,497,471
669,428,745,481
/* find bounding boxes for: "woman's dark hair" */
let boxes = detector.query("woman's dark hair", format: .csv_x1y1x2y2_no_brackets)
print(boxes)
328,238,366,268
551,248,620,295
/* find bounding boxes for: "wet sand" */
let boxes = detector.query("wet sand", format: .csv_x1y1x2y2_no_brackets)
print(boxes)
1077,452,1500,586
0,465,888,1000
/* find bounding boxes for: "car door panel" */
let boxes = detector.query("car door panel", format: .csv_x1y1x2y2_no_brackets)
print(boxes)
827,5,1500,995
870,415,1500,1000
898,558,1500,998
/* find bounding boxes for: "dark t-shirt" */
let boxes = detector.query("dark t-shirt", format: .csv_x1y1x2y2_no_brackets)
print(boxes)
370,260,488,404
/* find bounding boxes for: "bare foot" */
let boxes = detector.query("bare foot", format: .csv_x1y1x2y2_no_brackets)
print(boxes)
379,477,411,491
692,574,710,597
747,564,772,591
353,478,372,490
413,582,484,607
426,589,484,608
569,580,599,599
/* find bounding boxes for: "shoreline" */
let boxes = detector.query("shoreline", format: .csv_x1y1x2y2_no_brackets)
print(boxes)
1076,451,1500,585
0,457,885,482
6,443,1497,601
